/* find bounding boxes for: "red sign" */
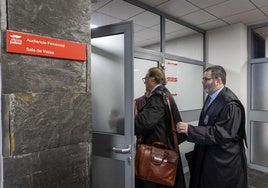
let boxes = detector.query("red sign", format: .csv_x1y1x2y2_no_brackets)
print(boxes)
166,77,178,82
6,30,86,61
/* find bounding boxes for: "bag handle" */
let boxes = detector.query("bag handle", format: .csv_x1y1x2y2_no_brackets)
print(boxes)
163,92,179,152
152,141,168,149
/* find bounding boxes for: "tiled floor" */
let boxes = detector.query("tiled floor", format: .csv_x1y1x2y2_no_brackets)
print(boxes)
248,168,268,188
184,168,268,188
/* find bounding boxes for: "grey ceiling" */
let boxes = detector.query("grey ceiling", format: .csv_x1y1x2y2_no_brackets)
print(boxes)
91,0,268,47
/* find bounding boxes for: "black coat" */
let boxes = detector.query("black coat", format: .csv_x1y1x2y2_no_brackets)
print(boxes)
187,87,248,188
135,85,186,188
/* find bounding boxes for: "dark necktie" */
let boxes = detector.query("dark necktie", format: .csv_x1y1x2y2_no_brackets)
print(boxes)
204,96,211,111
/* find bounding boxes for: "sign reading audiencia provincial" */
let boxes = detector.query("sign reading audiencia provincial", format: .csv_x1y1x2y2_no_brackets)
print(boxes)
6,30,86,61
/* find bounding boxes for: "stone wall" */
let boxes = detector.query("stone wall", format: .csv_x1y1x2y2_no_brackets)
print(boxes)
0,0,91,187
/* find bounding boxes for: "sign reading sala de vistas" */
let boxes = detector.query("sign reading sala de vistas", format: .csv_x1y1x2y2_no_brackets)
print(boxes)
6,30,86,61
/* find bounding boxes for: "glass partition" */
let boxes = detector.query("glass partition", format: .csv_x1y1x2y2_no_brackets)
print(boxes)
248,24,268,173
165,19,204,61
250,121,268,167
92,0,161,51
130,11,161,51
252,26,268,58
251,62,268,111
92,1,206,54
165,59,203,111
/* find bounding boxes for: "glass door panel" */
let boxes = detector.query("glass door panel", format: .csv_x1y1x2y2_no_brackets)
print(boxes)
92,34,125,134
91,21,135,188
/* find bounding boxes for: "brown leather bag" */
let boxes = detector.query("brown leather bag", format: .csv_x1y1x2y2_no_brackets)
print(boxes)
135,142,179,186
135,92,179,186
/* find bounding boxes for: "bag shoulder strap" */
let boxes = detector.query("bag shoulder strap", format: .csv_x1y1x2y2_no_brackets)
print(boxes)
162,92,179,152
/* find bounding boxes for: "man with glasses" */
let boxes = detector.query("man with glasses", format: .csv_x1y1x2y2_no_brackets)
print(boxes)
177,65,248,188
135,67,186,188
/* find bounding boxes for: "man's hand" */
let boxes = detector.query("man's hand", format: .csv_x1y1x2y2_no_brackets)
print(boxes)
176,122,189,135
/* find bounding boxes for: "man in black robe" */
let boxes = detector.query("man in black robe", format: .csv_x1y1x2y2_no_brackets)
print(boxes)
135,67,186,188
177,65,248,188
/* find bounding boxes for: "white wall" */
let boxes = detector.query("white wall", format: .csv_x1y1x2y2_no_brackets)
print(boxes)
206,23,247,108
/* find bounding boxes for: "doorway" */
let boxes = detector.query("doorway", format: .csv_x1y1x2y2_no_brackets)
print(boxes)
91,21,135,188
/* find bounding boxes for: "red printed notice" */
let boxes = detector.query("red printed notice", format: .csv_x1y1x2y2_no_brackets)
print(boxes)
6,30,86,61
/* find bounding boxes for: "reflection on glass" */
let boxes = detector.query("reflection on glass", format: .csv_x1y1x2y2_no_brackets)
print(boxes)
91,0,161,51
251,63,268,111
250,121,268,167
252,26,268,58
130,10,160,51
91,0,206,56
91,34,125,135
165,19,204,61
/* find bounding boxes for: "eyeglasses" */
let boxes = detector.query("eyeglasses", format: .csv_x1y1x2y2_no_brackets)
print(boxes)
202,77,214,81
142,76,148,83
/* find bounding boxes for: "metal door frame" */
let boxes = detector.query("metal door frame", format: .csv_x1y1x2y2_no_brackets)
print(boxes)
91,21,135,187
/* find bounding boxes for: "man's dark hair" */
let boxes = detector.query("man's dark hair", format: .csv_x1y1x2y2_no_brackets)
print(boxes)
205,65,226,84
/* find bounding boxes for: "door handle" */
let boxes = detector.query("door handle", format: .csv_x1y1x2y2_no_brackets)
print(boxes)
112,145,131,154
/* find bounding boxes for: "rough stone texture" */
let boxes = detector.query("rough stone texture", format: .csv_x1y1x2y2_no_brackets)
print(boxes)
7,0,91,43
2,92,91,156
3,143,90,188
0,0,92,187
2,52,87,93
1,92,92,187
2,0,91,94
0,0,7,29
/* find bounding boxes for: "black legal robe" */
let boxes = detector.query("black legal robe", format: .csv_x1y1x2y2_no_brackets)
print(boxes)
188,87,248,188
135,85,186,188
